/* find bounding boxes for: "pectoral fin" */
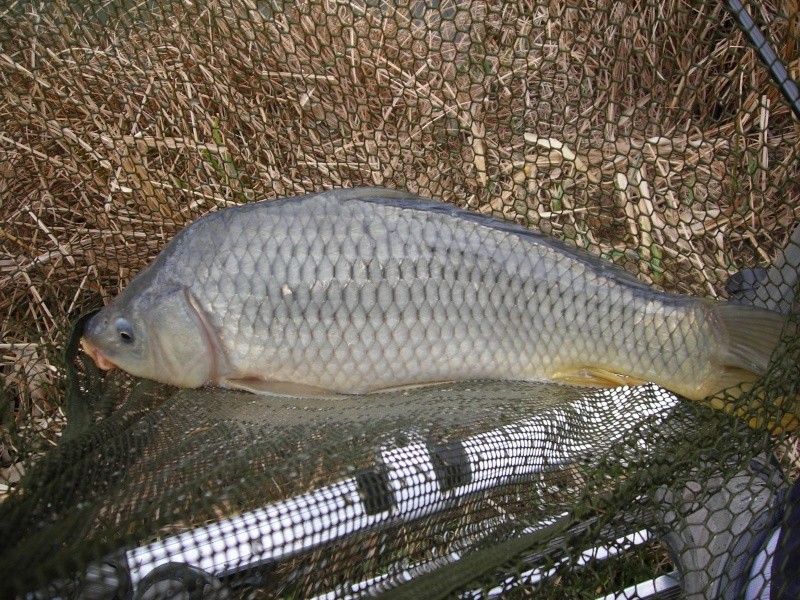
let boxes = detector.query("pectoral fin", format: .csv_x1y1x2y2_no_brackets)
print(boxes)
371,380,457,394
219,377,346,399
551,367,649,388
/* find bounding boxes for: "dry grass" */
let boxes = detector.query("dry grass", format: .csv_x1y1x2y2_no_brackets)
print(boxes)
1,0,799,492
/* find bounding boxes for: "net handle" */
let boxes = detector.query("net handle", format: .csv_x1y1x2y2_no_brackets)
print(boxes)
726,0,800,120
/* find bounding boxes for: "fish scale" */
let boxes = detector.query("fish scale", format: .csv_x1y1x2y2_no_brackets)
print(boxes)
82,188,787,401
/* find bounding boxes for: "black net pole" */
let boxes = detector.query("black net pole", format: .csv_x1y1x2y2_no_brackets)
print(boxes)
726,0,800,121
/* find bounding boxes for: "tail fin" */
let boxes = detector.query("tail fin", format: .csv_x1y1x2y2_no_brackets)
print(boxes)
708,303,797,433
714,303,787,376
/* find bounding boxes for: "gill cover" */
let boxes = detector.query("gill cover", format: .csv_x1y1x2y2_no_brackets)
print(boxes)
82,288,216,388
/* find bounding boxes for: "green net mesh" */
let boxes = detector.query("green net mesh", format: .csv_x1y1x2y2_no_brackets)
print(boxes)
1,0,799,598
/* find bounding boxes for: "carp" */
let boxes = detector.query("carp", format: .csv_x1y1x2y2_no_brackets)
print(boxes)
82,188,787,401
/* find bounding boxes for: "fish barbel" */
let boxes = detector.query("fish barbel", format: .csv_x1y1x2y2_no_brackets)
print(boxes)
82,188,786,400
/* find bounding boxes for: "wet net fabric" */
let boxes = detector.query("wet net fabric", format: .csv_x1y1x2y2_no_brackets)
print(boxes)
3,367,766,599
1,0,799,598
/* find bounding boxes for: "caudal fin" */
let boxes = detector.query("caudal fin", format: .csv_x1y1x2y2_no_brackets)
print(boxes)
714,303,787,376
707,303,797,432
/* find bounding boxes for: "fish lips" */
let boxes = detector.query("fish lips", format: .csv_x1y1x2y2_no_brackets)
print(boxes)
81,314,118,371
81,336,117,371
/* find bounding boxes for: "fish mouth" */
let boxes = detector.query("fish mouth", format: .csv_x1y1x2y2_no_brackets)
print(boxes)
80,337,117,371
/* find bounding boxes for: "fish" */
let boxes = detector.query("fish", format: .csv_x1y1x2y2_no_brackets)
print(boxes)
81,187,788,402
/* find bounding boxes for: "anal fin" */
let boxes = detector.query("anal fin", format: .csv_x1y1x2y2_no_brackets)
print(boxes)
705,382,799,435
551,366,649,388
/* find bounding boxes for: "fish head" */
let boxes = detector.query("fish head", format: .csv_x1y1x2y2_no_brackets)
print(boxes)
81,286,216,389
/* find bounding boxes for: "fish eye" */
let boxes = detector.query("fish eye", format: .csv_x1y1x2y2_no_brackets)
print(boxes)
115,318,135,344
